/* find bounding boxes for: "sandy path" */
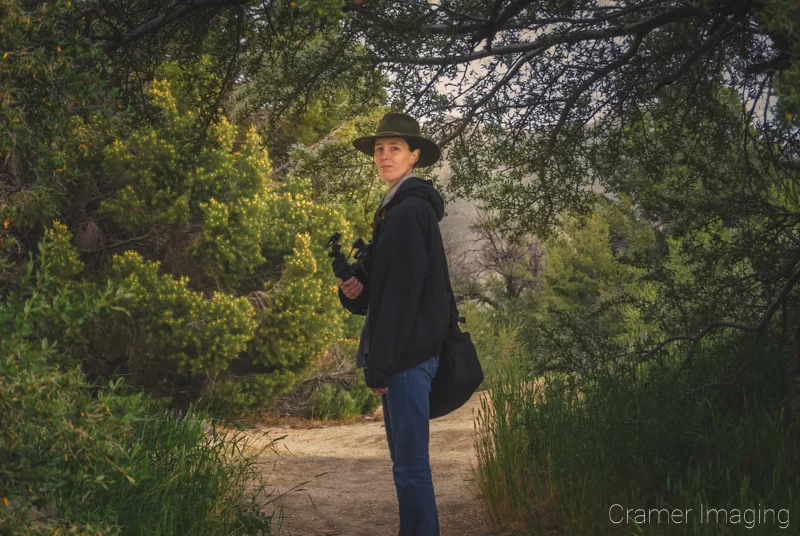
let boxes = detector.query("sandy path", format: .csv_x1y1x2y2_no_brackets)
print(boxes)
254,391,498,536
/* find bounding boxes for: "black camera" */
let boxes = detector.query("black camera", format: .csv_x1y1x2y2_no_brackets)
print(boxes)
327,232,370,283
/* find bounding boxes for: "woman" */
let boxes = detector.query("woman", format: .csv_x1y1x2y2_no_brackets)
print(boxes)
337,112,451,536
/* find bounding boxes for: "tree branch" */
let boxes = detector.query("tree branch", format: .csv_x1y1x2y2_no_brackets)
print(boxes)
492,0,532,31
102,0,249,54
543,31,646,165
78,230,153,254
440,49,539,145
457,290,499,309
649,19,733,94
369,6,702,66
631,263,800,372
745,54,791,75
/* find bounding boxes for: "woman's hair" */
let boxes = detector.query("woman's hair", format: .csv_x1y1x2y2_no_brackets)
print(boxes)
405,138,421,153
405,138,422,166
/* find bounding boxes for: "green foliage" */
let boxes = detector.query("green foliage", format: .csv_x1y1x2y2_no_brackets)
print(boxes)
288,107,390,206
69,409,276,535
2,1,387,413
74,64,354,410
106,250,258,378
0,233,273,534
596,93,800,350
292,0,347,22
40,221,83,280
0,0,118,232
0,221,134,350
226,26,385,166
310,373,378,421
460,300,527,386
2,0,367,413
543,210,632,313
495,197,660,374
99,75,274,285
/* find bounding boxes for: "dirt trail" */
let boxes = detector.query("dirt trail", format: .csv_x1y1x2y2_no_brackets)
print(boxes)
253,391,499,536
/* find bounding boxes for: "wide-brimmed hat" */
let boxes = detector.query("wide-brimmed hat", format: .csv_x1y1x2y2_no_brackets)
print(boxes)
352,112,441,167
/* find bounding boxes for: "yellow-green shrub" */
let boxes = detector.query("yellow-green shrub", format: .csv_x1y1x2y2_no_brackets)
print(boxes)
92,70,350,409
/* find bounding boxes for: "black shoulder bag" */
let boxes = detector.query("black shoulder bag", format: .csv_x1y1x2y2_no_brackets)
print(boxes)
429,226,484,420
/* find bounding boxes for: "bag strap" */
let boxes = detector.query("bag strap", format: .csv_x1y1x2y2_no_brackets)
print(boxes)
431,222,463,324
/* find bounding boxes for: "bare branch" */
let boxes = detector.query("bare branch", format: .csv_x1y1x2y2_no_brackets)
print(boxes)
633,264,800,370
78,229,153,254
440,49,539,145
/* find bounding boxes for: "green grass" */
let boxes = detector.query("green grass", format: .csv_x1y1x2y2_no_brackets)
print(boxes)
461,300,528,388
475,334,800,535
57,408,279,535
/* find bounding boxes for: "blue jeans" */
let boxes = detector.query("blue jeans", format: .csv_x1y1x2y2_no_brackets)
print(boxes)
381,355,441,536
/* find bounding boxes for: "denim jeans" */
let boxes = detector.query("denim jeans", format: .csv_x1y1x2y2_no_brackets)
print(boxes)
381,355,441,536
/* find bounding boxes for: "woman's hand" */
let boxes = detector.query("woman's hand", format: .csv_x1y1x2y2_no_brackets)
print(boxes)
337,276,364,299
370,387,388,395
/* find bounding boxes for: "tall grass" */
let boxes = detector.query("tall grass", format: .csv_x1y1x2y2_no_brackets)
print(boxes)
462,300,528,387
56,408,279,535
475,334,800,535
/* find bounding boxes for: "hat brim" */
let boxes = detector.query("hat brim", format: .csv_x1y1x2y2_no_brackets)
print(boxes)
352,132,441,167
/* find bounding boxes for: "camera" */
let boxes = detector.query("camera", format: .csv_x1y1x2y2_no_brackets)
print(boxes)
327,232,370,283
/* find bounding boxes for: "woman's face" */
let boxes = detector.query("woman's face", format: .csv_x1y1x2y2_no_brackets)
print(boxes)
373,137,420,185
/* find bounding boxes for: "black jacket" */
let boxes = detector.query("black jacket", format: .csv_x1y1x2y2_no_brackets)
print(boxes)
338,177,450,388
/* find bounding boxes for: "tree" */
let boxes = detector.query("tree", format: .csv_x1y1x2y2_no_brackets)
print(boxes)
335,0,800,451
1,0,364,410
51,0,386,160
597,94,800,454
513,196,658,373
339,0,798,235
471,208,544,300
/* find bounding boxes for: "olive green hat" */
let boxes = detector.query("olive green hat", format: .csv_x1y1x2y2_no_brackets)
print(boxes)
352,112,441,167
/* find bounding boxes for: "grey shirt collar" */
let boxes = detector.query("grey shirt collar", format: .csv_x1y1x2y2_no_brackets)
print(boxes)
380,171,418,209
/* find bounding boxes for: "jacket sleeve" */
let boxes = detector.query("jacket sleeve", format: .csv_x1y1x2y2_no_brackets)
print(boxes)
365,200,429,389
338,282,370,315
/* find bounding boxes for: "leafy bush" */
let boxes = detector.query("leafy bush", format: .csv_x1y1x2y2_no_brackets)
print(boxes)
105,250,258,378
309,367,380,421
0,0,118,232
0,233,275,534
88,71,351,409
1,0,357,411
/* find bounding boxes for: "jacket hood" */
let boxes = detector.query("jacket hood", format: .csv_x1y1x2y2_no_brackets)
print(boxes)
386,177,445,222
